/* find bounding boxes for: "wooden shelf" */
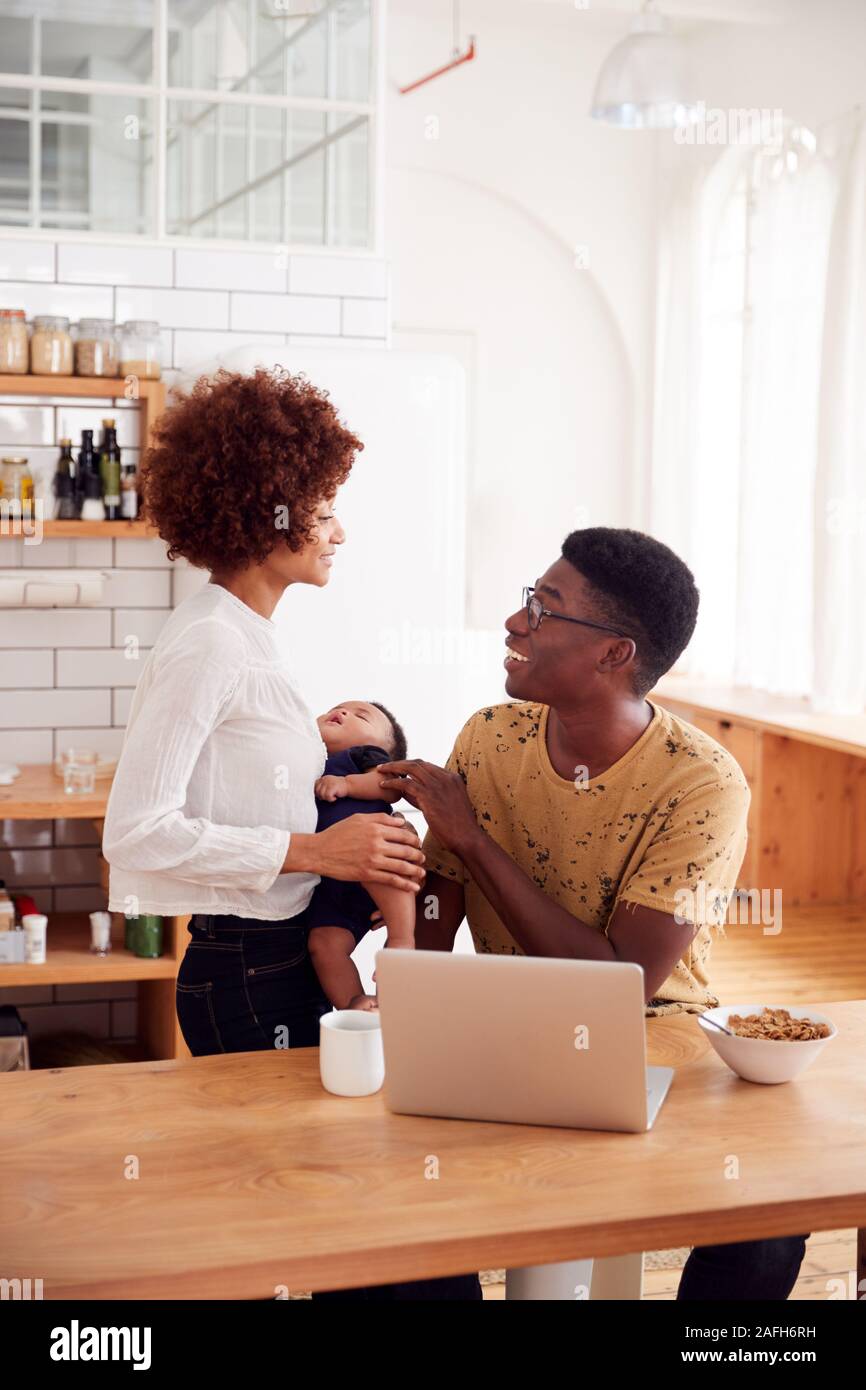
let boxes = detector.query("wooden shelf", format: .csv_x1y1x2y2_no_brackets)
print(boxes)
0,912,178,987
0,374,164,398
0,519,157,539
0,763,111,819
0,376,165,547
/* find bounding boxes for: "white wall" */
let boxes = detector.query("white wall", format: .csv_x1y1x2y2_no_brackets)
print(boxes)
384,0,658,642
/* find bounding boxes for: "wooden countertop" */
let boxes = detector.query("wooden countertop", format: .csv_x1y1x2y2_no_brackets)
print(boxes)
3,1002,865,1299
0,763,110,819
654,675,866,757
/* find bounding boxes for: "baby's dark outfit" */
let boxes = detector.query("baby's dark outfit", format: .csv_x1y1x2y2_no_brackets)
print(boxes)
301,744,392,946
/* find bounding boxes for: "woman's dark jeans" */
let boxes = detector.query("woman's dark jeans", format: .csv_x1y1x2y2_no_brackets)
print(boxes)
177,912,330,1055
677,1233,808,1300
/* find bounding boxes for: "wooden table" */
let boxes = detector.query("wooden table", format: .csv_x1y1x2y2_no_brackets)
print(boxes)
3,1003,865,1299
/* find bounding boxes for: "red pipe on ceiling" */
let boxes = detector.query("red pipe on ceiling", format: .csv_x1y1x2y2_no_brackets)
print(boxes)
398,38,476,96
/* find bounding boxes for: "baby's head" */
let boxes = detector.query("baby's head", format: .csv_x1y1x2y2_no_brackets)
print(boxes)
317,700,407,760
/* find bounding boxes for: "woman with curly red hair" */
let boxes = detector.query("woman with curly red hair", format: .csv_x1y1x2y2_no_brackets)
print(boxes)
103,367,425,1055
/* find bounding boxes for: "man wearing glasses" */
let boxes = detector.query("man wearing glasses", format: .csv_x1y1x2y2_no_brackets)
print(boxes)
375,526,808,1303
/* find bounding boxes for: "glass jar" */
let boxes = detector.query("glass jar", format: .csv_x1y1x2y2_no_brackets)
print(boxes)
118,320,162,380
74,318,118,377
1,456,34,514
60,747,98,796
0,309,29,373
30,315,73,375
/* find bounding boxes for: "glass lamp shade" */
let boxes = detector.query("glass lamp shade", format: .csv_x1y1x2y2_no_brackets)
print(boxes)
590,12,699,130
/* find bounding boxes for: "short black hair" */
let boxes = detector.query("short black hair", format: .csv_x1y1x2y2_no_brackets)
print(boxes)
560,528,699,696
371,701,408,761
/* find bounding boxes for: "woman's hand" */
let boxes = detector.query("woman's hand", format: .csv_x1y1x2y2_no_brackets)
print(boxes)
284,813,425,892
377,760,480,856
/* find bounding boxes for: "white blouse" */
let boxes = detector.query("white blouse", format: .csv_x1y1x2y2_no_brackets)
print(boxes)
103,582,327,921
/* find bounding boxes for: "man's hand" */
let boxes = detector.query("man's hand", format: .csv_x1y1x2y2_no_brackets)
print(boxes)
315,774,349,801
377,759,480,855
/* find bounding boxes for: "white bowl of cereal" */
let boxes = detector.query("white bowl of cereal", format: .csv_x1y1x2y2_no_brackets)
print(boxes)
697,1004,837,1084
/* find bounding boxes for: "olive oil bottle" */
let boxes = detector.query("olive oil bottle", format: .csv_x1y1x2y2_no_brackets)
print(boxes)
99,418,122,521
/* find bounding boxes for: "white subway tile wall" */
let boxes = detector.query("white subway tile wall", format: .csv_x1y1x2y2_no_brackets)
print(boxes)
0,236,389,1044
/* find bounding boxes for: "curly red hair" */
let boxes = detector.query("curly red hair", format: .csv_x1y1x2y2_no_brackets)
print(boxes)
141,367,363,569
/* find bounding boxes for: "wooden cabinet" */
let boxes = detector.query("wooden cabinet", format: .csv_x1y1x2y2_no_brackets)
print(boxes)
654,681,866,1004
0,767,189,1063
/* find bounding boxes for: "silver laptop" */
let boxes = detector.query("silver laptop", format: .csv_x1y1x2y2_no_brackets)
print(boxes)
375,950,673,1133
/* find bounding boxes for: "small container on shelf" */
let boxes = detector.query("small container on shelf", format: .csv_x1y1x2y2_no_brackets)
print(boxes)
30,315,74,375
22,913,47,964
0,308,29,373
0,456,35,516
74,318,118,378
121,456,139,519
0,930,26,964
128,914,164,958
118,320,162,380
89,911,112,956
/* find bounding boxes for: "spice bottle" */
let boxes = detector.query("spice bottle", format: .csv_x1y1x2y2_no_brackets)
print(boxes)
121,457,139,519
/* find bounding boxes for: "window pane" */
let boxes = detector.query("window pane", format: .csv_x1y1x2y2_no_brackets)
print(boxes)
0,16,32,74
0,1,155,83
40,93,153,234
0,88,30,107
167,97,367,245
167,0,371,102
327,109,368,247
0,90,30,225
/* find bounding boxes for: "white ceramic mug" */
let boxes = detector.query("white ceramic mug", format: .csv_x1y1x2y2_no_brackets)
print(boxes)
319,1010,384,1097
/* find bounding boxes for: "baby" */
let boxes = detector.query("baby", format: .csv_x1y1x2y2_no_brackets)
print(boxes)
305,699,415,1011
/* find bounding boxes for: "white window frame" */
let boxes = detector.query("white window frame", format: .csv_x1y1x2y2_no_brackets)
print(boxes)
0,0,384,257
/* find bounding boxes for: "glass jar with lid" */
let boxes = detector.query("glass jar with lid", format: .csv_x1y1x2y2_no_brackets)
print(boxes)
118,320,162,380
1,456,35,516
74,318,118,378
30,315,74,375
0,309,29,373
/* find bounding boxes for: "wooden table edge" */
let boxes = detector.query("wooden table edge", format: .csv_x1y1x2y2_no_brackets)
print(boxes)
35,1194,866,1299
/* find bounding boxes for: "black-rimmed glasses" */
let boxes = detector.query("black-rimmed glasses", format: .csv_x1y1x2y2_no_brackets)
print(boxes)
523,586,633,641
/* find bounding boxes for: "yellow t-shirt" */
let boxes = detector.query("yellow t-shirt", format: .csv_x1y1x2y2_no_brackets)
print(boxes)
422,700,750,1017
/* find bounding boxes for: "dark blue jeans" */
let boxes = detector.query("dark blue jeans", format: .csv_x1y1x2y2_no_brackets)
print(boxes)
176,912,331,1054
677,1233,808,1300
